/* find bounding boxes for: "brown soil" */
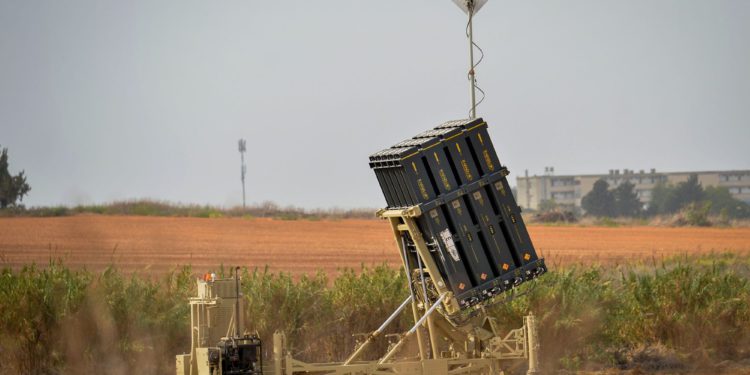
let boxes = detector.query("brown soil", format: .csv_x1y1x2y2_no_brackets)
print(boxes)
0,215,748,276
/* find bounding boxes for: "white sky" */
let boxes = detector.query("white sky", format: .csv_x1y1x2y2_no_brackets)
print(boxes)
1,0,749,208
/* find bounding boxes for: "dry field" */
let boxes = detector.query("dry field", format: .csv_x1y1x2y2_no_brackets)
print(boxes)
1,215,749,276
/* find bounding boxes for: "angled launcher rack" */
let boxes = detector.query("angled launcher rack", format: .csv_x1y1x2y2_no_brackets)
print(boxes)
371,118,546,313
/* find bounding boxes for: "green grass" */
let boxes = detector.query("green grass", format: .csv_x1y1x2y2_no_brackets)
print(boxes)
0,254,749,373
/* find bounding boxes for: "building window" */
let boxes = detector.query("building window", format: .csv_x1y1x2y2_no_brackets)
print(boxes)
729,187,741,194
551,178,575,187
720,174,729,182
551,191,575,200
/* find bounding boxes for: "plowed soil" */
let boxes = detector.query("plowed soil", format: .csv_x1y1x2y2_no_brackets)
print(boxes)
1,215,748,276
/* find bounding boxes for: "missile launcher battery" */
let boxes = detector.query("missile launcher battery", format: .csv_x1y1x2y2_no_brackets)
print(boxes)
369,118,545,308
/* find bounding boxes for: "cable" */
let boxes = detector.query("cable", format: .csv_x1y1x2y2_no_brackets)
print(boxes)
466,11,487,117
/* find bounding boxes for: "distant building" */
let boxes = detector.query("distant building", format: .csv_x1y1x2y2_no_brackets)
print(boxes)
516,169,750,211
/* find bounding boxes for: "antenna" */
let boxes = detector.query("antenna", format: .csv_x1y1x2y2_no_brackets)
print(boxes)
238,139,247,209
452,0,488,118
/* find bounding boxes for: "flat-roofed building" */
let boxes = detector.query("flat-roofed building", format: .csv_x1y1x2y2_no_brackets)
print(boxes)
516,169,750,211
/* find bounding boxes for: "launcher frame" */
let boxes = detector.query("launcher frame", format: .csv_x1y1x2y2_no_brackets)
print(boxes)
267,207,541,375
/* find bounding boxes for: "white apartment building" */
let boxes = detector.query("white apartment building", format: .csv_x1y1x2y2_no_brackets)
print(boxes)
516,169,750,211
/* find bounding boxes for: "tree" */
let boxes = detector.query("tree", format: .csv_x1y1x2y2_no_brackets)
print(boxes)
646,176,749,219
613,181,642,217
673,174,704,208
648,182,678,215
581,179,615,216
0,146,31,208
704,186,750,219
648,176,704,216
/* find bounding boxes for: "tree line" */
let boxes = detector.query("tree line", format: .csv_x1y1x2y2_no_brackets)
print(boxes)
581,174,750,219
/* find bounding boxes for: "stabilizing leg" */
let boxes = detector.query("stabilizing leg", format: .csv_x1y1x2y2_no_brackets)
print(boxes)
525,313,540,375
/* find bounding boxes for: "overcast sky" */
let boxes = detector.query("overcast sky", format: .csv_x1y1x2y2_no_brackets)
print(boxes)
1,0,748,209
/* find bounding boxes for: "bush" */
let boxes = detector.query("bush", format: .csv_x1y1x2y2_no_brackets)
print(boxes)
0,261,90,374
534,210,577,223
684,201,712,226
490,254,750,371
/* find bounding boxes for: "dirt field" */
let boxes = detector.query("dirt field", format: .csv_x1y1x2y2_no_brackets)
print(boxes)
1,215,749,276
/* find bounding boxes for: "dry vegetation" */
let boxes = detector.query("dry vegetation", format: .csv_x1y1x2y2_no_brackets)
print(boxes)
1,255,749,374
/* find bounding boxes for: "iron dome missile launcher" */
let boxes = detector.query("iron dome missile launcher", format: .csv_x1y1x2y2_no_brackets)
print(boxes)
176,1,548,373
176,117,547,375
369,118,546,315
